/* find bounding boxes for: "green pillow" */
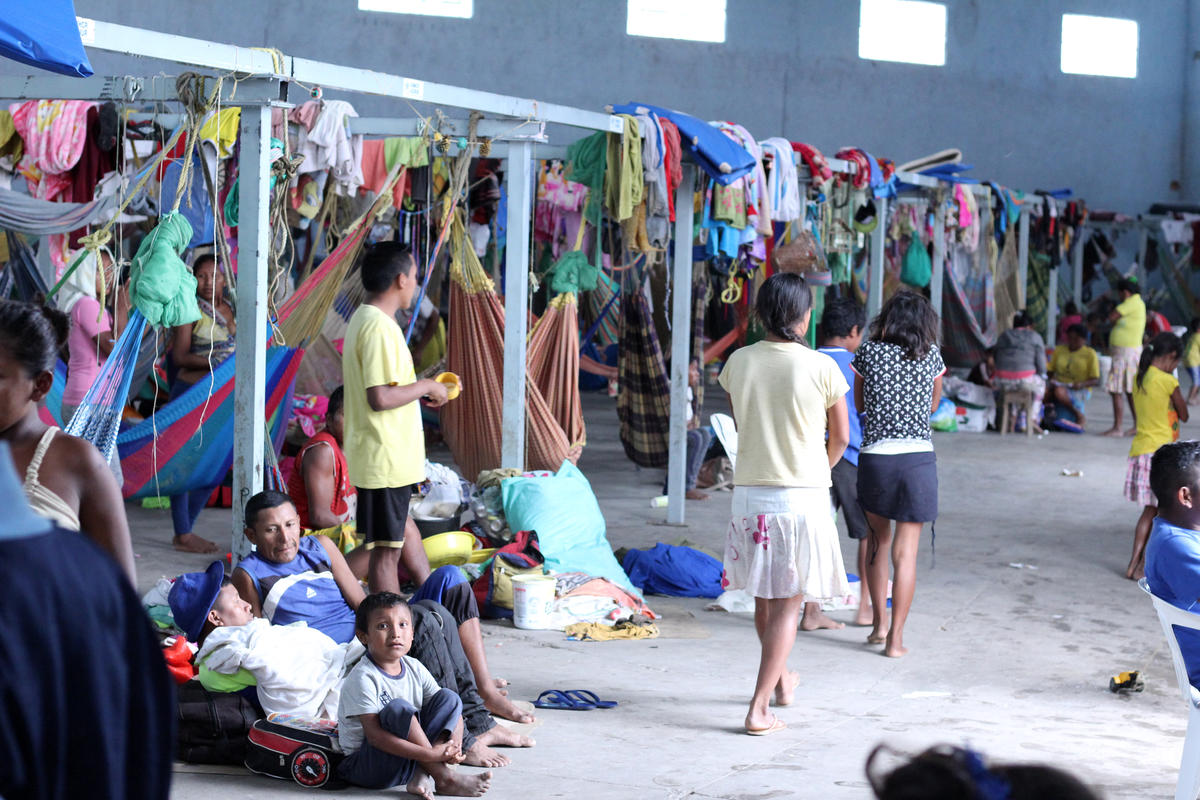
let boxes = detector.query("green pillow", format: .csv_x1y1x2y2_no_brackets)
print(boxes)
198,662,257,693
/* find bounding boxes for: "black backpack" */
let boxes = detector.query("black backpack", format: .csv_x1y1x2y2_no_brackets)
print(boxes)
176,680,261,765
244,718,345,789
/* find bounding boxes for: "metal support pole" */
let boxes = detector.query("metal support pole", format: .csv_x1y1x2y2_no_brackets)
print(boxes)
1017,208,1030,308
1072,227,1086,308
232,105,271,561
666,164,696,526
1046,266,1060,347
1137,224,1149,287
867,196,889,321
931,197,947,320
501,140,533,469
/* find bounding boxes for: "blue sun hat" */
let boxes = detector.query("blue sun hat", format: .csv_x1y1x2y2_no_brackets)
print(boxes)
167,560,225,641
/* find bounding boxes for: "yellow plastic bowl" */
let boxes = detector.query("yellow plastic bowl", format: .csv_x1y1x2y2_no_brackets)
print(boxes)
435,371,462,401
468,547,497,564
421,530,475,568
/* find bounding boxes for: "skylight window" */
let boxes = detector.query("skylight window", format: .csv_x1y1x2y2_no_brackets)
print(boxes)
627,0,727,44
1061,14,1138,78
357,0,473,19
858,0,946,66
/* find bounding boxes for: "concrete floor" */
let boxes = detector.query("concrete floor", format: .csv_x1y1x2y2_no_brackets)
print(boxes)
150,389,1191,799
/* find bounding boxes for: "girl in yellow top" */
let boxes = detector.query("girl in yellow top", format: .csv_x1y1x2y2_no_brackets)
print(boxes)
718,273,850,736
1184,317,1200,405
1125,333,1188,579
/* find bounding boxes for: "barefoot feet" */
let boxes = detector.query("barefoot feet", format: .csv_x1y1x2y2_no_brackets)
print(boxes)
463,740,510,768
884,633,908,658
853,602,874,627
482,691,536,724
407,769,436,800
773,669,800,707
477,724,535,749
799,604,845,632
436,768,493,797
173,533,219,553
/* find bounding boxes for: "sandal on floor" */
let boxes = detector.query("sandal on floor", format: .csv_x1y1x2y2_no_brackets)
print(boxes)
563,689,617,709
533,689,595,710
745,715,787,736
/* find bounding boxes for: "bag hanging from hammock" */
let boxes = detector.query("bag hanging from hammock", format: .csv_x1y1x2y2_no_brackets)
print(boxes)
901,236,933,288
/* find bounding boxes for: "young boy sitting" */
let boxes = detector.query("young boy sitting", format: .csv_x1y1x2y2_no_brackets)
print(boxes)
233,490,531,764
169,561,363,719
343,242,449,594
1144,440,1200,689
818,296,872,628
338,593,492,797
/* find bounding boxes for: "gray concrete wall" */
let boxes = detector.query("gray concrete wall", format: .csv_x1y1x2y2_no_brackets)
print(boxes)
9,0,1191,211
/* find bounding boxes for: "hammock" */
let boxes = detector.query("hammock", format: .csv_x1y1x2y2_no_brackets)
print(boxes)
527,293,586,448
940,242,998,368
112,166,405,499
65,309,148,462
117,345,301,499
440,216,573,479
617,283,671,468
1,231,50,301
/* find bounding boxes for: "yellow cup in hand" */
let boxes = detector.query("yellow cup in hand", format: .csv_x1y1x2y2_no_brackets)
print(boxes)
434,371,461,401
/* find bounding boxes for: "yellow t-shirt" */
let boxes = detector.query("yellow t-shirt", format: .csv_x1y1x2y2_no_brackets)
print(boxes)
1048,344,1100,386
342,304,425,489
718,341,848,488
1184,334,1200,368
1110,294,1146,349
1130,365,1180,457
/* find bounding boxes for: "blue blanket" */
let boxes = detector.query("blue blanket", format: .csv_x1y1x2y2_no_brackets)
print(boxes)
609,102,754,186
622,543,723,598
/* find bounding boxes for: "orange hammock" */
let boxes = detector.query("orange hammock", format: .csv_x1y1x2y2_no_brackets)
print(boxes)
527,292,586,448
440,217,576,480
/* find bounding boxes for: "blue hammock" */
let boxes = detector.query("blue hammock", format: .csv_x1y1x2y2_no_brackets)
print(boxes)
116,345,302,500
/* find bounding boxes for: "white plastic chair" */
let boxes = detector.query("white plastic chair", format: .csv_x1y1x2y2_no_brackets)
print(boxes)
1140,577,1200,800
710,413,737,470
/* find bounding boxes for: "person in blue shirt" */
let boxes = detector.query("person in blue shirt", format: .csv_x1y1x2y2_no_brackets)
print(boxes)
1145,440,1200,689
818,296,872,627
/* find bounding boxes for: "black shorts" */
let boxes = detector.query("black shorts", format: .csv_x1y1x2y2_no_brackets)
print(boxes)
830,458,869,540
355,485,414,550
856,451,938,523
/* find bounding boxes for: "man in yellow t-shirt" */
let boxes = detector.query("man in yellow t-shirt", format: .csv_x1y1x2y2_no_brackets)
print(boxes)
342,242,449,593
1103,279,1146,437
1045,324,1101,428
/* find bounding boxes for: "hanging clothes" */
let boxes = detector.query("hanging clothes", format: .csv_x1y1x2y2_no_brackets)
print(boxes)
760,137,800,222
791,142,833,193
9,99,94,201
604,115,642,223
659,118,682,222
634,112,669,247
712,122,772,237
298,100,363,196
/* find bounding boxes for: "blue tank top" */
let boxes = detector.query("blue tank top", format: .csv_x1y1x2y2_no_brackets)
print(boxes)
237,536,357,644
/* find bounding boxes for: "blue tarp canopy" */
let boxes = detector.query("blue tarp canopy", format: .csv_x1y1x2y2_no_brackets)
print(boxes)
0,1,93,77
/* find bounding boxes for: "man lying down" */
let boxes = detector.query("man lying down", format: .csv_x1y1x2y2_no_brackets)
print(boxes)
168,493,533,769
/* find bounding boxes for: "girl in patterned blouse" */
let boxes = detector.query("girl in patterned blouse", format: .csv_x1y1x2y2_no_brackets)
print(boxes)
851,291,945,658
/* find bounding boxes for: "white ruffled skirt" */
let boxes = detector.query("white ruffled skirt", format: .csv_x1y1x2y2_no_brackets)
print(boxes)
723,486,851,601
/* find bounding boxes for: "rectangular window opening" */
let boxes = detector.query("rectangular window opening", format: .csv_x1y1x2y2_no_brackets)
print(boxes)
357,0,473,19
858,0,947,67
627,0,727,44
1061,14,1138,79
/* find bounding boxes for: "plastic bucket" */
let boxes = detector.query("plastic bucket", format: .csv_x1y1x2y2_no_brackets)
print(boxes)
1098,355,1112,389
511,574,556,630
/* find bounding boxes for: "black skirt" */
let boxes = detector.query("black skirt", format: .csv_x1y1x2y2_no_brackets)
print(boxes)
856,451,938,523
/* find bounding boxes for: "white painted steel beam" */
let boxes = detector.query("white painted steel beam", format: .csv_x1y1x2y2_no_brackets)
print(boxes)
1072,228,1087,309
1017,207,1031,308
231,106,272,562
1046,266,1059,346
501,141,533,469
349,117,547,141
83,18,619,131
867,197,889,320
666,164,697,526
0,75,284,104
931,198,947,319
